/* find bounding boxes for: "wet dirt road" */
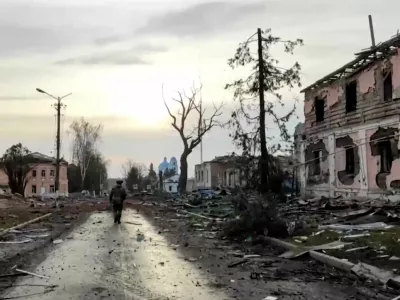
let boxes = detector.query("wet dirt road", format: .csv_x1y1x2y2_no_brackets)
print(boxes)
1,210,231,300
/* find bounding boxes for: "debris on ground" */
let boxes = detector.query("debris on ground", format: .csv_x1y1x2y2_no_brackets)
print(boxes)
136,233,145,242
134,193,400,300
15,268,49,279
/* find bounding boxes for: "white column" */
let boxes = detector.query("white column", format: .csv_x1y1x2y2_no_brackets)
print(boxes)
359,129,369,195
328,134,336,197
299,142,306,197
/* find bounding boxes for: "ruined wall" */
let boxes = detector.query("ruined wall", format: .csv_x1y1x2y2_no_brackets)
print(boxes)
301,47,400,199
366,126,400,191
391,49,400,98
304,138,329,187
335,132,361,189
303,49,400,138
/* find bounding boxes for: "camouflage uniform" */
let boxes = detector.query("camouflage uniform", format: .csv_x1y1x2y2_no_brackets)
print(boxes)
109,181,127,224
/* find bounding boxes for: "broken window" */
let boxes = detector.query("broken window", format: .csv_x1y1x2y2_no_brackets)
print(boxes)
383,71,393,102
312,151,321,175
345,80,357,113
345,147,355,174
31,185,36,194
41,170,46,177
379,140,393,173
32,170,36,177
50,170,55,177
314,97,325,122
50,185,55,193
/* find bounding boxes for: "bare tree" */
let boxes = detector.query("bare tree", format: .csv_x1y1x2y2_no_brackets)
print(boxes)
163,84,222,193
69,117,103,189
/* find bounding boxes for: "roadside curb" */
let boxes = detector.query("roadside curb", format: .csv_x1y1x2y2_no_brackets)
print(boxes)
0,213,52,237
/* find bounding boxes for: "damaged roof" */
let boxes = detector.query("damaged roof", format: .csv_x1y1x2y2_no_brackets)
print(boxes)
29,152,68,164
210,154,239,164
302,33,400,93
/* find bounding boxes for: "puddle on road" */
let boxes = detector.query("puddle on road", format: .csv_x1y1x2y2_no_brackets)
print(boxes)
1,211,231,300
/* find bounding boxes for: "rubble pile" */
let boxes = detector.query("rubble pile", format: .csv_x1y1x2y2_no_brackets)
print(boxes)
159,191,400,273
147,193,400,299
160,191,295,242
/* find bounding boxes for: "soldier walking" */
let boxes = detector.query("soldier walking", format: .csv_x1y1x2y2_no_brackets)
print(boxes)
109,180,127,224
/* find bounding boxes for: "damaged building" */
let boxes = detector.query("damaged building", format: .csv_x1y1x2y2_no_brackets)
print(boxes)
299,34,400,200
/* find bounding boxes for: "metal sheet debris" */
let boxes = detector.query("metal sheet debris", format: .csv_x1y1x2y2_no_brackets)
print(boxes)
0,239,32,244
319,222,393,231
345,246,369,253
279,241,351,259
343,233,370,239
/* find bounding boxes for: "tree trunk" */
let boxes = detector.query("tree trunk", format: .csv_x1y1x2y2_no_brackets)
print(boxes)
257,28,269,194
81,178,85,191
178,151,189,194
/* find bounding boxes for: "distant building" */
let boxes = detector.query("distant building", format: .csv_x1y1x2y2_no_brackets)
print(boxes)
0,152,68,197
186,178,196,192
158,157,179,174
194,154,295,190
195,154,245,189
163,174,179,193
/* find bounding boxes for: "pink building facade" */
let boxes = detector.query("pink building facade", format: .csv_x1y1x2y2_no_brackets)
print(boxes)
298,35,400,200
0,152,68,197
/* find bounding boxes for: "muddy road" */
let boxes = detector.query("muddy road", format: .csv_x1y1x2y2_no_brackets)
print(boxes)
1,210,231,300
1,208,396,299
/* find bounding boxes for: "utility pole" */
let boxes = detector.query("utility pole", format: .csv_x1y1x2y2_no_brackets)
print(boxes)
55,97,62,194
257,28,269,193
36,88,71,196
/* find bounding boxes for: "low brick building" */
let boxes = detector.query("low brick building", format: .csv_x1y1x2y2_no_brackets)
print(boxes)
0,152,68,197
194,155,246,189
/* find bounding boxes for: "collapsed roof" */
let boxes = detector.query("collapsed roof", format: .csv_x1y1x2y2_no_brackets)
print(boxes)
302,33,400,93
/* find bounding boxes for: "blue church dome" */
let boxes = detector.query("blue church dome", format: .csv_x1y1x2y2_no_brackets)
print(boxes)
158,157,170,173
158,157,179,174
169,157,178,173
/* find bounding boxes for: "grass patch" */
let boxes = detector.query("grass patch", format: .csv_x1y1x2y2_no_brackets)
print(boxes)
287,230,341,247
341,228,400,257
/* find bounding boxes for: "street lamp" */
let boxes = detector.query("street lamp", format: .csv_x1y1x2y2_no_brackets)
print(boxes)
36,88,72,196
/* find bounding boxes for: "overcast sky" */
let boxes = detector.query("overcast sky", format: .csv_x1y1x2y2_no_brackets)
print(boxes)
1,0,399,178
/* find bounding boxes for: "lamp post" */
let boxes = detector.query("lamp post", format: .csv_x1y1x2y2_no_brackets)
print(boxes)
36,88,71,195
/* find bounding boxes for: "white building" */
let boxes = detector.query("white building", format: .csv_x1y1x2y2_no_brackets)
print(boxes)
163,174,179,193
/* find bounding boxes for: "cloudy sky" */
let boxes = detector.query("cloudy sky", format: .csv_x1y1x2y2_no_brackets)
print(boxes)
1,0,399,178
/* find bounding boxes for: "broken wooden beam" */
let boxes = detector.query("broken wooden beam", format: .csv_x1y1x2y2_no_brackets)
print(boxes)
0,213,52,237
